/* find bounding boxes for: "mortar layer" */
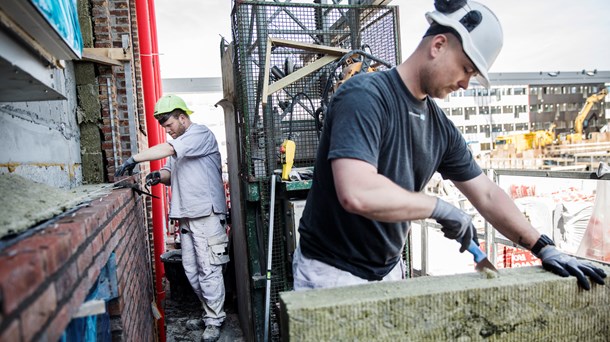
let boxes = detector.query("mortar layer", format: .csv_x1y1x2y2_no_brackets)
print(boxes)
280,266,609,341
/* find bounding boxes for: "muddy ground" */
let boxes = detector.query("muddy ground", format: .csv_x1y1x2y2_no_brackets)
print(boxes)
162,241,244,342
163,278,243,342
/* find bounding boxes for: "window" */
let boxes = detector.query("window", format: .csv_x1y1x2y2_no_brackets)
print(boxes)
515,123,529,131
514,87,526,95
451,108,463,116
503,124,513,132
464,89,475,97
464,107,476,120
490,106,502,114
502,105,513,114
479,106,490,115
476,89,488,97
481,125,491,138
465,125,477,134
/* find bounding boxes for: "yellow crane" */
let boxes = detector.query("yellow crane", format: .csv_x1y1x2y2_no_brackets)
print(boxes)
567,88,608,143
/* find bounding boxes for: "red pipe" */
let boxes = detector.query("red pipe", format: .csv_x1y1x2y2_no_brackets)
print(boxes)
135,1,166,341
148,0,163,104
147,0,171,234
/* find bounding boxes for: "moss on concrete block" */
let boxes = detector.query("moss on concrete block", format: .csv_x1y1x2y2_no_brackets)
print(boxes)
77,0,93,47
81,151,105,184
280,266,609,341
74,63,96,86
76,84,101,123
80,123,102,153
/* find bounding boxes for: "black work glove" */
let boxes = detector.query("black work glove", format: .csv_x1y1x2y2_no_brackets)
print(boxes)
145,171,161,186
115,156,138,177
430,198,478,253
537,245,606,290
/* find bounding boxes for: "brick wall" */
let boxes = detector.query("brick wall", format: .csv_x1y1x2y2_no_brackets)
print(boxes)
0,188,156,341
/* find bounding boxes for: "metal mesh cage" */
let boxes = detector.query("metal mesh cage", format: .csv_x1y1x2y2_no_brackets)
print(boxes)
230,2,400,340
232,1,400,181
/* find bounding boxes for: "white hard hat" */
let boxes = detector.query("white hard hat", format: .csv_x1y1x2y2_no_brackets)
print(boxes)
425,1,503,88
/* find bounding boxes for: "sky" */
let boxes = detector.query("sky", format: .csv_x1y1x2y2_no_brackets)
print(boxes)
154,0,610,79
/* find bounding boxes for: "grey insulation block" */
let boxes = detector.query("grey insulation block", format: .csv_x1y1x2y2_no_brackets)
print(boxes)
280,266,609,341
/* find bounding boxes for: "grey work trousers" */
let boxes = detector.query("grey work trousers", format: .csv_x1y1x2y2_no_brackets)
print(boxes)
292,245,406,291
180,214,227,326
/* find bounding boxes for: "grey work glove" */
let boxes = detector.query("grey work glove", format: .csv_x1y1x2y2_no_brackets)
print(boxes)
430,198,478,253
145,171,162,186
537,245,606,290
115,156,138,177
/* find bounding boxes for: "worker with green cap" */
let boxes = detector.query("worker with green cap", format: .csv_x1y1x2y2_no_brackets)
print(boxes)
115,94,228,342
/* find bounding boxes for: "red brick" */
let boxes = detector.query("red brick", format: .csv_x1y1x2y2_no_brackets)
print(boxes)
76,246,93,275
0,251,45,315
13,231,72,275
91,232,103,257
107,297,124,316
55,262,79,302
54,220,88,252
102,222,113,244
45,304,70,342
87,265,102,288
20,284,57,341
0,319,21,342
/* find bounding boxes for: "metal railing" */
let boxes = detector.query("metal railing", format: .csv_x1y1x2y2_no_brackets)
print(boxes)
417,167,610,276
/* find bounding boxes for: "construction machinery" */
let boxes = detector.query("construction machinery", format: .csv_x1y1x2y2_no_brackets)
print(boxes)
494,87,609,153
565,88,608,143
494,123,556,153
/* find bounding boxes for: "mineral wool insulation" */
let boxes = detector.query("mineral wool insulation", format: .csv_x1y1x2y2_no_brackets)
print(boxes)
0,173,112,238
280,266,609,341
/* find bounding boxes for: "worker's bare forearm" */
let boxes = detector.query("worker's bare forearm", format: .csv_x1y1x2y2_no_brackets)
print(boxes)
481,191,539,249
159,169,171,186
332,159,437,222
133,143,175,162
456,176,540,249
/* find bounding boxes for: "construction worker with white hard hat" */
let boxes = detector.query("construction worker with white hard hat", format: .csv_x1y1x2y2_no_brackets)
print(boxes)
116,94,228,342
293,0,605,291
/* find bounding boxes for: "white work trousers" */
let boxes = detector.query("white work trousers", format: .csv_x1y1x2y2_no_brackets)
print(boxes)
180,214,227,326
292,245,405,291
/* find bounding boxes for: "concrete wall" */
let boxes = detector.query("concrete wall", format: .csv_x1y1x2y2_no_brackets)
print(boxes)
280,266,609,341
0,62,82,189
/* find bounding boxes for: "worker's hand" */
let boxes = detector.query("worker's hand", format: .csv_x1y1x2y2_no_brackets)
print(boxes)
537,245,606,290
430,198,478,253
115,157,138,177
145,171,161,186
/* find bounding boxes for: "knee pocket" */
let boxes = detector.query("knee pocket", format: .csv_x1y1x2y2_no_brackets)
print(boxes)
208,233,230,265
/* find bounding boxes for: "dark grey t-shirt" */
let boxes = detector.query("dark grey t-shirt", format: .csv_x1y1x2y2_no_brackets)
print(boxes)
299,68,481,280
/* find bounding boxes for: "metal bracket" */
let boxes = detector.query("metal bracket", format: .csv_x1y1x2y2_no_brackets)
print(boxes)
261,38,349,106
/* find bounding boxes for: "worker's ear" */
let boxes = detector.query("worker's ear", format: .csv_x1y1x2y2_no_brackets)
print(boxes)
179,113,189,125
430,34,448,58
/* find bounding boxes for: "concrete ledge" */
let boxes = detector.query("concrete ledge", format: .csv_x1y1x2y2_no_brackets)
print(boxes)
280,266,609,341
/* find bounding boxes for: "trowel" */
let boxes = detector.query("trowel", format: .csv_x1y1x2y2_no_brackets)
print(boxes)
462,239,498,274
